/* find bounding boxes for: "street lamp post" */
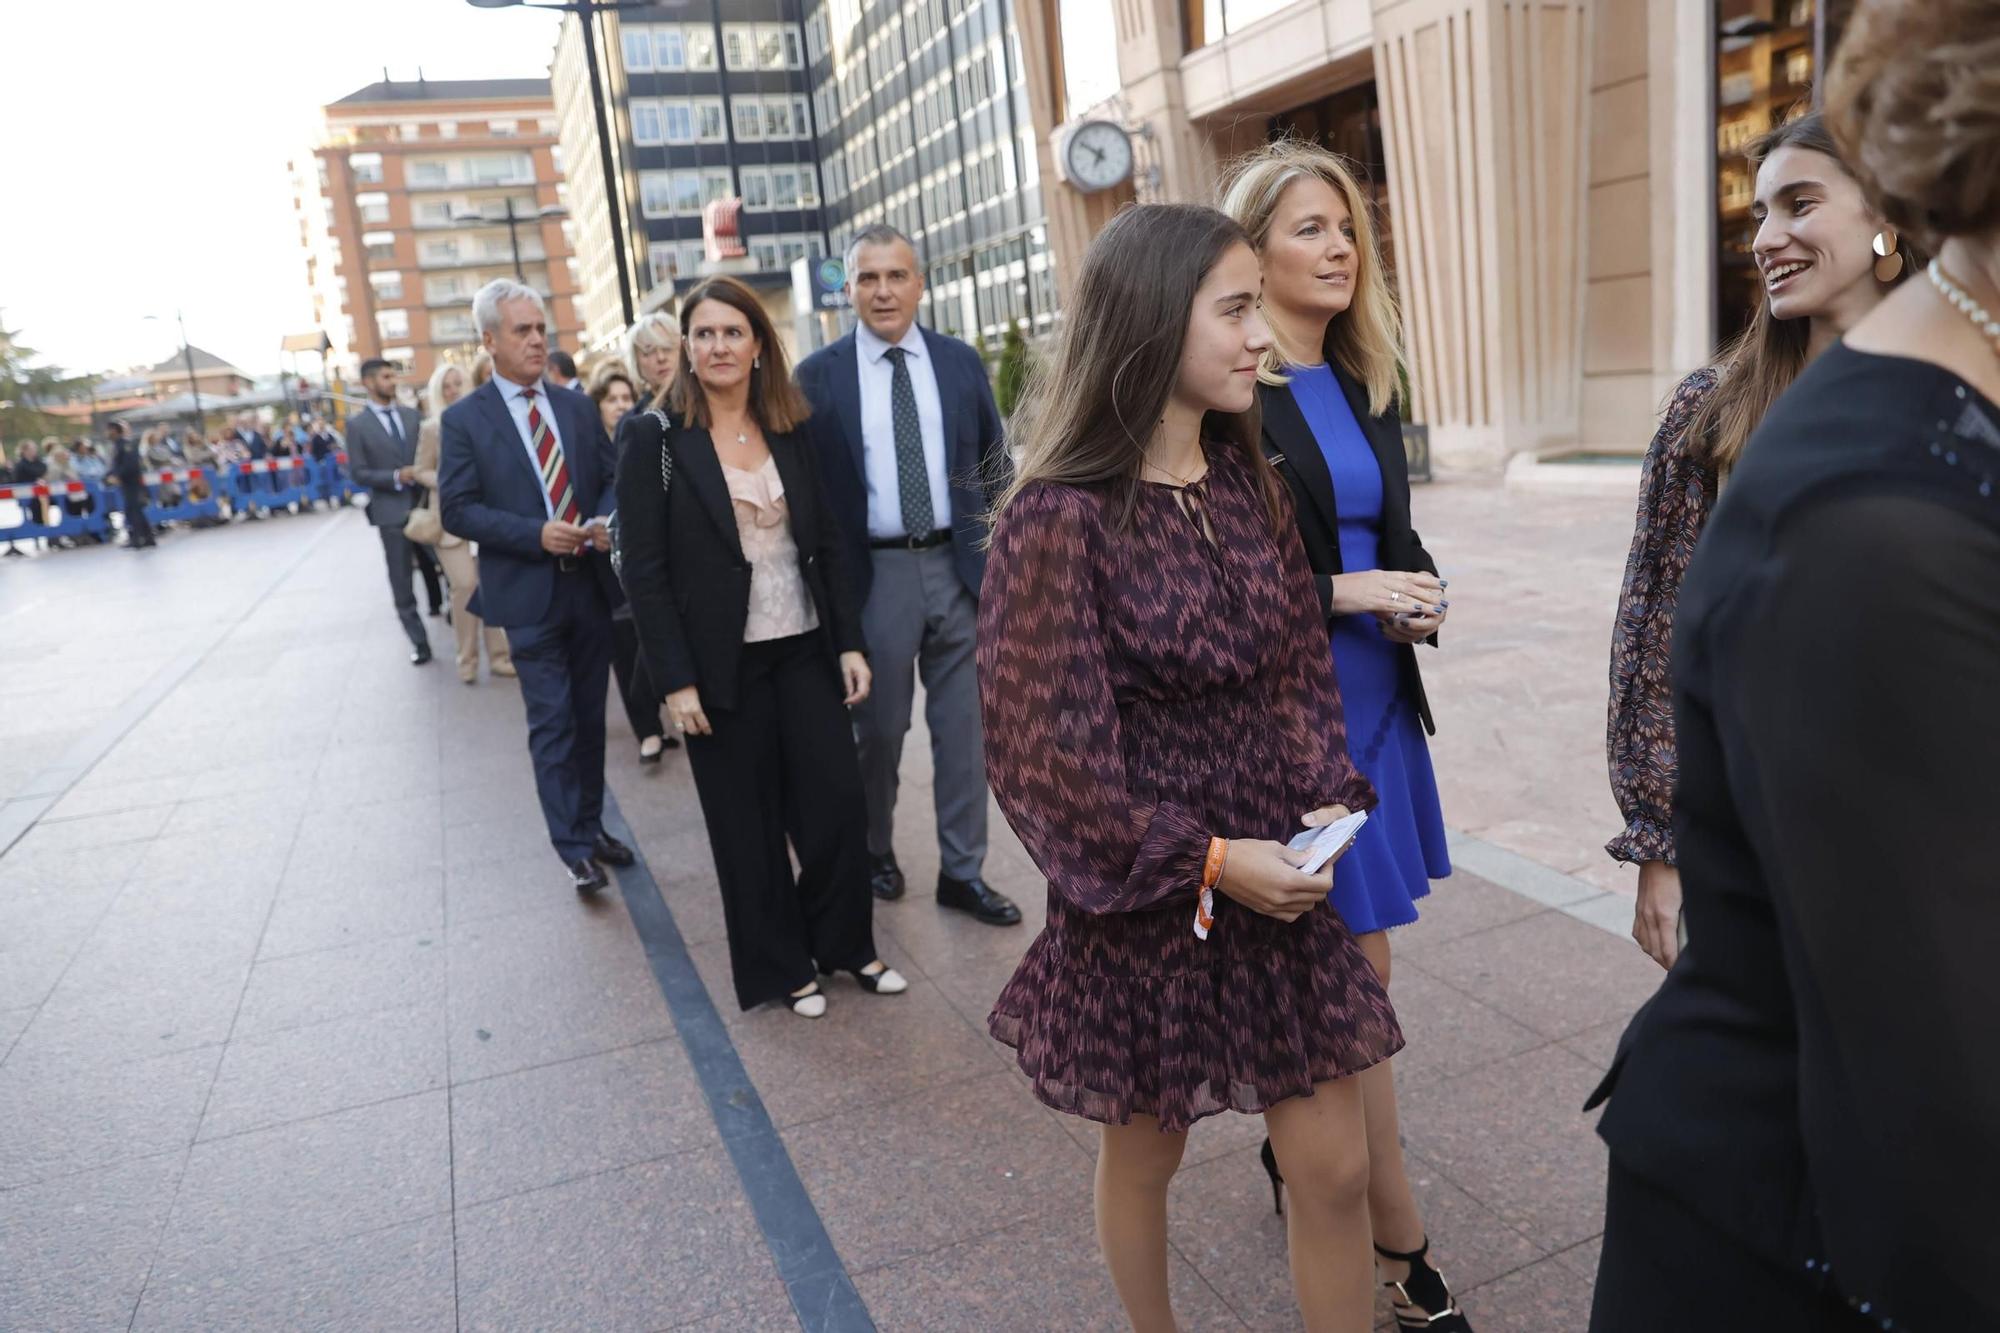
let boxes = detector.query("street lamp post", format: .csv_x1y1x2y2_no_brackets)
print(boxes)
451,199,570,283
143,310,203,434
468,0,641,327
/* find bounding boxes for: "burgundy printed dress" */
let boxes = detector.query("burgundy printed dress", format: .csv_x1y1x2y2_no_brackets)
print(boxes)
978,450,1404,1133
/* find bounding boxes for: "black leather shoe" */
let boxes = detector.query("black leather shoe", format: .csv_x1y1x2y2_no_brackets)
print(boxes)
569,858,608,895
937,874,1021,926
869,853,905,901
410,644,433,665
591,833,635,867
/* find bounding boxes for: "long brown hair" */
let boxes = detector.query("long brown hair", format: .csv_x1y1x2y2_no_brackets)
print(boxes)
669,275,811,433
1218,138,1404,416
996,203,1287,535
1686,111,1919,472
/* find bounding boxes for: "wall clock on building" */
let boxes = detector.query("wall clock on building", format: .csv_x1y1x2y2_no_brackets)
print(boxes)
1061,119,1134,193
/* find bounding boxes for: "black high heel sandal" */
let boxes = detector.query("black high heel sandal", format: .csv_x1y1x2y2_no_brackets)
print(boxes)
1375,1238,1472,1331
1259,1137,1285,1214
1259,1139,1475,1331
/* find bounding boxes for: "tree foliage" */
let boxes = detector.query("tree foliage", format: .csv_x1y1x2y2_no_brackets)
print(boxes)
995,320,1030,420
0,314,89,442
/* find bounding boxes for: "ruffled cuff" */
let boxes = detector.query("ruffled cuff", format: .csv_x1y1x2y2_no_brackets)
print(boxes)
1606,817,1675,866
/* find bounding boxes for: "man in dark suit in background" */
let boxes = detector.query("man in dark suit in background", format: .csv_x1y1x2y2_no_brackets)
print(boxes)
794,224,1019,926
545,349,579,391
440,279,633,896
232,412,269,519
345,358,432,665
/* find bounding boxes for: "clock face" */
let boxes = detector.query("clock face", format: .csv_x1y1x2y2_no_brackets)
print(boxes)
1066,120,1134,193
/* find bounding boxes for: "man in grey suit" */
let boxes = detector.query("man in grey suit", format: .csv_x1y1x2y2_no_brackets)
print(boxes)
348,357,433,665
794,226,1019,927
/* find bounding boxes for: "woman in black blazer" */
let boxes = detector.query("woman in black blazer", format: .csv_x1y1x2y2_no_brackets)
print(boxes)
1223,141,1467,1333
615,276,905,1018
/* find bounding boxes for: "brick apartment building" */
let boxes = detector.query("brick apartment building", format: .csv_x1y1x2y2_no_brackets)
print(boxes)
294,76,583,383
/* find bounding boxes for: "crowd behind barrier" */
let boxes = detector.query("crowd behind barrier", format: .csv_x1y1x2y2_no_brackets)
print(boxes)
0,454,357,549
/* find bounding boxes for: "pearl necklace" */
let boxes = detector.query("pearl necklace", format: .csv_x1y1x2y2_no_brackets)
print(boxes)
1926,260,2000,357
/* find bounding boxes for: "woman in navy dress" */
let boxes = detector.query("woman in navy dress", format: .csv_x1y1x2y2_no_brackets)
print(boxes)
1223,140,1464,1333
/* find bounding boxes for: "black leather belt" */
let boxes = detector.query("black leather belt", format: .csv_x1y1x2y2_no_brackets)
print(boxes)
554,555,585,573
870,529,952,551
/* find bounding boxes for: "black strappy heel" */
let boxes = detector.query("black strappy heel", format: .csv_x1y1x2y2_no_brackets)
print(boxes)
1375,1237,1473,1331
1259,1137,1285,1214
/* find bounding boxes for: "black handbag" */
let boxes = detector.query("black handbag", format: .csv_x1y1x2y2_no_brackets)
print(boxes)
609,408,674,581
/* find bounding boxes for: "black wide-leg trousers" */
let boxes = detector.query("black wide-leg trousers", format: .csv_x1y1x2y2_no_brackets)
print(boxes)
684,632,876,1010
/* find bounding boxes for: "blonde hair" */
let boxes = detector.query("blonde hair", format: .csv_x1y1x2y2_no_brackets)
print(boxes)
424,360,468,422
1218,139,1404,417
470,350,494,389
624,311,681,396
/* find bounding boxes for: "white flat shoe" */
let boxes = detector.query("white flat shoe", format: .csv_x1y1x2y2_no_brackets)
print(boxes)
790,985,828,1019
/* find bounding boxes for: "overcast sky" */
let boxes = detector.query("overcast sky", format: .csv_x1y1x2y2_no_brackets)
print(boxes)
0,0,562,379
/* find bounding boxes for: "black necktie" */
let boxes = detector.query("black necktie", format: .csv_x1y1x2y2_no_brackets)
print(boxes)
382,408,403,444
883,346,933,536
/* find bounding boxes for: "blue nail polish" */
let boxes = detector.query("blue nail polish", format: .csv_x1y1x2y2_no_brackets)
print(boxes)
1440,579,1449,587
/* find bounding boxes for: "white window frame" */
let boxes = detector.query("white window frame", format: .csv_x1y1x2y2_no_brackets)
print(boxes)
660,100,695,145
367,269,404,301
685,25,717,70
700,168,733,206
693,98,725,143
631,100,663,146
354,191,390,224
740,165,771,210
489,119,518,137
732,98,763,142
669,169,703,215
648,240,681,286
376,308,410,341
348,152,383,184
655,26,686,70
622,27,654,72
639,171,676,217
721,23,755,70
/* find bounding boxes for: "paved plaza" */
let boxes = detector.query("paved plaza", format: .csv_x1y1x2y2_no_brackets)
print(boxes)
0,472,1660,1332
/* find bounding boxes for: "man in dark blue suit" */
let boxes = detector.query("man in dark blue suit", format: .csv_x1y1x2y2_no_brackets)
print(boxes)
794,225,1019,926
439,279,634,896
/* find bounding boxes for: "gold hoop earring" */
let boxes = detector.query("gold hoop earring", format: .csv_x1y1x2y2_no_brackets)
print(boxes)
1872,228,1904,283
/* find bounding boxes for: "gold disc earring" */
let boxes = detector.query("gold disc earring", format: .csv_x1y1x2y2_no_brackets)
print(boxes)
1873,228,1904,283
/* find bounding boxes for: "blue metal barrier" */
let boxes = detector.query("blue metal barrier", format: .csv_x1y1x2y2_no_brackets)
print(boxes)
1,457,355,546
0,480,109,544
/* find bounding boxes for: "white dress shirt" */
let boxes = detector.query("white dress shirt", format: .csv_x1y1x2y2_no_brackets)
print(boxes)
855,322,950,539
370,402,407,445
497,374,559,519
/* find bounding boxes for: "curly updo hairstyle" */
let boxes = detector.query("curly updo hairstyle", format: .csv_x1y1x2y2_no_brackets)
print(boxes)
1825,0,2000,248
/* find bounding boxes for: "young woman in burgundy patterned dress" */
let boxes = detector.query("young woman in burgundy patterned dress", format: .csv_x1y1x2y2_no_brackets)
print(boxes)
979,203,1403,1331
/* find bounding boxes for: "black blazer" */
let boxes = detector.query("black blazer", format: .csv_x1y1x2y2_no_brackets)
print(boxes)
793,327,1010,603
1258,368,1439,734
613,411,865,712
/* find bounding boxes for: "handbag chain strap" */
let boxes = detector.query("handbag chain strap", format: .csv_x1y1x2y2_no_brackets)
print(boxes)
644,409,674,495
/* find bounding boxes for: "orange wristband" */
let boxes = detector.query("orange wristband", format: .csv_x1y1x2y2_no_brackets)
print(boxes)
1196,837,1227,939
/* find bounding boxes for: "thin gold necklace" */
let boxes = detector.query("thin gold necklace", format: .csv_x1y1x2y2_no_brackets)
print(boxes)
1148,447,1207,488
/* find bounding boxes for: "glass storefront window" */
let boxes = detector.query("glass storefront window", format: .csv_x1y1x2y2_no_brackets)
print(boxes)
1184,0,1298,51
1712,0,1853,340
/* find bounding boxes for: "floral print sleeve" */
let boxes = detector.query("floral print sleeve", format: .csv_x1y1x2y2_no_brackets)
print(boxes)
1606,368,1719,865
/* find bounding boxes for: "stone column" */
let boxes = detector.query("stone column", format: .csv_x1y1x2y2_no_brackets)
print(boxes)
1372,0,1593,470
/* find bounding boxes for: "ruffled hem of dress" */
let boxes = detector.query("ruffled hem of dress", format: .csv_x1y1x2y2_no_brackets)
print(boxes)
986,929,1404,1134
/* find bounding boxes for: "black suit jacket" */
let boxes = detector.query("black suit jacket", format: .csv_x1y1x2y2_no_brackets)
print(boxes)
793,327,1009,602
1259,368,1439,734
613,411,865,712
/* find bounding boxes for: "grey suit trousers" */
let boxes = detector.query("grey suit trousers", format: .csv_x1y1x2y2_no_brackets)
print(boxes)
376,526,428,650
854,544,987,881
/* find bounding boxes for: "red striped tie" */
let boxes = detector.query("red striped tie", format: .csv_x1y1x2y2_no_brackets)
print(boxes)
521,388,581,525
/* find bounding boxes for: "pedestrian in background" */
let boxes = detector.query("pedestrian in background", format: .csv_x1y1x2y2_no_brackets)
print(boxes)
9,439,49,548
440,279,634,897
546,348,579,391
145,428,183,514
615,276,895,1017
105,422,154,550
623,312,677,414
70,439,107,539
347,356,433,666
416,359,514,684
978,204,1397,1332
589,361,675,762
42,441,76,547
794,224,1020,927
470,350,494,390
1604,110,1918,971
1587,2,2000,1328
1222,139,1465,1333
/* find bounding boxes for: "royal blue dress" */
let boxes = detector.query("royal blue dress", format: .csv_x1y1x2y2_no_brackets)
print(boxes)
1287,364,1452,932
